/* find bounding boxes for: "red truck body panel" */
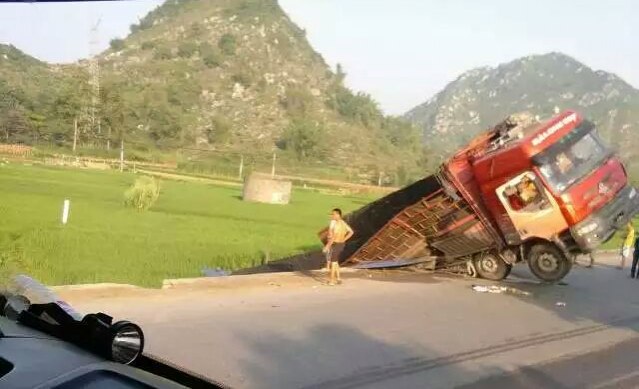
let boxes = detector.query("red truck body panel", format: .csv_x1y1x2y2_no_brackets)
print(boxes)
555,158,627,225
442,147,505,249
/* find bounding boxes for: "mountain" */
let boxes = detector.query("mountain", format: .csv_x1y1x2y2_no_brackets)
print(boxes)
92,0,424,181
0,44,76,143
405,52,639,172
0,0,425,185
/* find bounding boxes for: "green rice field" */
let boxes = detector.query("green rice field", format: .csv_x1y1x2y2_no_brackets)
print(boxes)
0,164,375,287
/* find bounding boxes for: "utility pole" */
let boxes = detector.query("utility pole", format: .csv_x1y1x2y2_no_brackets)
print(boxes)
271,152,276,178
238,155,244,180
88,19,101,138
119,138,124,172
73,118,78,153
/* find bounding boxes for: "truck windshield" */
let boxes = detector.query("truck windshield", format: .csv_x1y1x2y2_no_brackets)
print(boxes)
537,131,609,193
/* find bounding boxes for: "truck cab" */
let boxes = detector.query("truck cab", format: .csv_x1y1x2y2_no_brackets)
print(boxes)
471,111,639,278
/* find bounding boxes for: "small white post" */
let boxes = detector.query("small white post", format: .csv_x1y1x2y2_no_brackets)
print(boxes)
271,152,276,178
238,155,244,180
133,161,137,174
378,171,383,187
62,199,70,225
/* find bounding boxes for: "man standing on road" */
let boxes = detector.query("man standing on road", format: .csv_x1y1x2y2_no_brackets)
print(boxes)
323,208,354,286
325,219,336,271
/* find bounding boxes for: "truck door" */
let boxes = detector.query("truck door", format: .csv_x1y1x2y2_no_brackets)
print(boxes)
496,172,568,241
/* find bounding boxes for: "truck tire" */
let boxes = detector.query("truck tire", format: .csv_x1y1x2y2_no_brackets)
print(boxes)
474,253,512,280
527,244,572,283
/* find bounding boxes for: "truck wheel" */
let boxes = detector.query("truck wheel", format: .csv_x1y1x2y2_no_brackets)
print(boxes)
474,253,512,280
527,244,572,283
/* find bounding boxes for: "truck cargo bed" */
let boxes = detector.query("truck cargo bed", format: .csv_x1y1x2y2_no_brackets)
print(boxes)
321,174,497,268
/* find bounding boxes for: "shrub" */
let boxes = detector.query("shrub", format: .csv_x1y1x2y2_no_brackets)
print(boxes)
231,73,252,88
154,46,172,60
218,33,237,55
189,22,204,37
109,38,125,51
199,43,221,68
124,176,161,211
141,41,156,51
177,42,197,58
202,52,221,68
281,85,313,116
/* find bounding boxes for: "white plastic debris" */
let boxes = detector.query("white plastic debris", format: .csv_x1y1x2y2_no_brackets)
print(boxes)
556,301,566,307
471,285,531,296
472,285,490,293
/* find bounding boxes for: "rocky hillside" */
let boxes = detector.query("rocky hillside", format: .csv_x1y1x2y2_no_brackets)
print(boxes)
1,0,425,185
97,0,423,178
405,53,639,170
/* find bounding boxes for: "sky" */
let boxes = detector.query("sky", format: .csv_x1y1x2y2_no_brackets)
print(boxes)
0,0,637,114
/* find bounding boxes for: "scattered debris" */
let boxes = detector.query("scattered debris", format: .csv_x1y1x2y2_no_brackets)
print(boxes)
471,284,531,296
556,301,567,307
201,268,230,277
268,282,281,287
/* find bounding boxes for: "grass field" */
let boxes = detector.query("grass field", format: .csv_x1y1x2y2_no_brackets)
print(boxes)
0,164,376,287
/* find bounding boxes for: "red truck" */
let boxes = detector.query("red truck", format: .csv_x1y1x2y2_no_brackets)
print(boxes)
324,110,639,282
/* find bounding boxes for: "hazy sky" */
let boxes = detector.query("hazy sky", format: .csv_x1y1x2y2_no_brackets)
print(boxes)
0,0,636,114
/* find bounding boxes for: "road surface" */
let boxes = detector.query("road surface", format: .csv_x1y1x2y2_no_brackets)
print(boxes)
63,254,639,389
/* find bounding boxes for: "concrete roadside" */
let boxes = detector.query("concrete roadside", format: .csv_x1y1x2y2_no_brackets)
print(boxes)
52,268,370,302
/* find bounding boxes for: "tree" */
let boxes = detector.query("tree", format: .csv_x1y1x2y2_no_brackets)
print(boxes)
205,116,231,143
141,41,156,51
110,38,125,51
278,118,326,161
46,74,86,145
0,100,29,142
327,87,382,128
335,63,346,84
281,86,313,116
381,117,421,150
218,34,237,55
27,112,46,144
100,82,128,147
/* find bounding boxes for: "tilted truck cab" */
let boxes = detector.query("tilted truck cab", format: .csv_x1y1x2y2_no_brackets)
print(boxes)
473,111,639,254
320,110,639,283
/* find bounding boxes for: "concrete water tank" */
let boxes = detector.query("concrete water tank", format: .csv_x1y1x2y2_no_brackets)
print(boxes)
242,173,292,205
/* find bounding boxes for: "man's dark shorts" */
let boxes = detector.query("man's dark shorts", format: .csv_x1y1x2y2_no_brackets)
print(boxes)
330,243,345,263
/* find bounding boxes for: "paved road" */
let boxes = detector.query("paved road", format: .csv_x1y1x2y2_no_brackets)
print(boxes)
457,337,639,389
65,254,639,389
